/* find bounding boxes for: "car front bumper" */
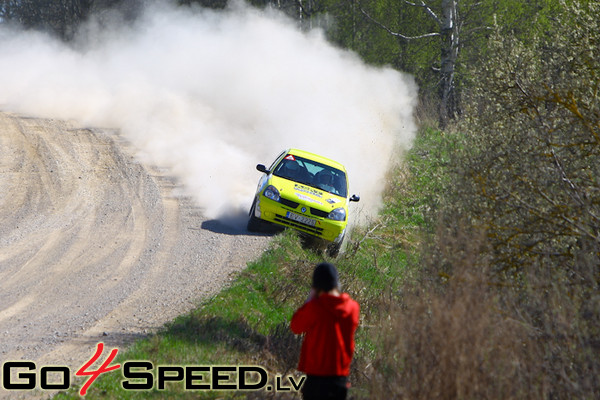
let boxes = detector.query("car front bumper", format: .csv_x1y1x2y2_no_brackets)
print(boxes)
254,196,346,243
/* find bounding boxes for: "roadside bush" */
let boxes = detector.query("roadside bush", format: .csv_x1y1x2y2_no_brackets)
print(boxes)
368,228,543,399
440,2,599,398
368,3,599,399
456,9,600,276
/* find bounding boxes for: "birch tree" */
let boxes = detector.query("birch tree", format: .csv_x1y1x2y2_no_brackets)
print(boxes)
438,0,458,127
362,0,460,127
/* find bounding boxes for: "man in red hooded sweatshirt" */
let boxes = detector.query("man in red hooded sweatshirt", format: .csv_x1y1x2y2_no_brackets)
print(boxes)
290,262,360,400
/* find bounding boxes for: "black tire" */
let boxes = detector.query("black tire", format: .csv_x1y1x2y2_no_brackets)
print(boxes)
247,198,263,232
326,235,344,258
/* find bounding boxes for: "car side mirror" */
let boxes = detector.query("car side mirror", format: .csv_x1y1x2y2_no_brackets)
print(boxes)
256,164,269,174
350,194,360,202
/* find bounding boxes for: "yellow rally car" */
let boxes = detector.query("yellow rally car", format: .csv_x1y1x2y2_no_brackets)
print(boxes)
248,148,360,257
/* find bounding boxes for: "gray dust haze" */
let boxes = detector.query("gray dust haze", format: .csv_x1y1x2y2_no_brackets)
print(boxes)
0,1,417,223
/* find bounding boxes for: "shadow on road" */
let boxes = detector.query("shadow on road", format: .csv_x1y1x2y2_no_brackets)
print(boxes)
200,209,282,237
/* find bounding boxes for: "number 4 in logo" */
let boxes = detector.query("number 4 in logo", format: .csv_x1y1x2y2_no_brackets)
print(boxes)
75,343,121,396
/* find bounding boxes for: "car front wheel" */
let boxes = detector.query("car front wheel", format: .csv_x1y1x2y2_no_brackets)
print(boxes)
247,198,263,232
326,235,344,258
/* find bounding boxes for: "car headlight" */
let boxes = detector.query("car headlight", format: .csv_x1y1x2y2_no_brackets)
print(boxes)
263,185,280,202
328,207,346,221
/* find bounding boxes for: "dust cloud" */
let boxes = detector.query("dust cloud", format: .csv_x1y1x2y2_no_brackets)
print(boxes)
0,1,417,224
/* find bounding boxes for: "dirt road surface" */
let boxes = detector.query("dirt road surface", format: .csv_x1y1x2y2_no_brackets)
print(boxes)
0,112,270,397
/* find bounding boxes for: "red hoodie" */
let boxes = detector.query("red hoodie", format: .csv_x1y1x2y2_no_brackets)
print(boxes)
290,292,360,376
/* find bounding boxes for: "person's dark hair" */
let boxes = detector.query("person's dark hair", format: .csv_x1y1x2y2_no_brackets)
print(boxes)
312,262,339,292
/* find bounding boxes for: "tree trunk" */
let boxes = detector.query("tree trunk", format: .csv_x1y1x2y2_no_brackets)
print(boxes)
439,0,459,127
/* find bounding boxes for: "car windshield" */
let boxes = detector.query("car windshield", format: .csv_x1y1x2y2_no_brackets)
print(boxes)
273,154,348,197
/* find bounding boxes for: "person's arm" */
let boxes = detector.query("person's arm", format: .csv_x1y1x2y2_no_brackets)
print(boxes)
290,297,317,334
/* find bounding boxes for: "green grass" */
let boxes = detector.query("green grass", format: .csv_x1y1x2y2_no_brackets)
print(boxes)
54,127,451,399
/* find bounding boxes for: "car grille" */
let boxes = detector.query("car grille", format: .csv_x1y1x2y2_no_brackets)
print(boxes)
310,208,329,218
279,197,329,222
279,196,330,218
274,213,324,236
279,197,299,209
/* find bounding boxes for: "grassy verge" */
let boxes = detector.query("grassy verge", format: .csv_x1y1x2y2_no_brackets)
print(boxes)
54,127,453,399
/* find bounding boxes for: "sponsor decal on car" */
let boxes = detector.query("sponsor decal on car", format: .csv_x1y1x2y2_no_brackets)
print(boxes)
294,183,323,198
296,193,322,205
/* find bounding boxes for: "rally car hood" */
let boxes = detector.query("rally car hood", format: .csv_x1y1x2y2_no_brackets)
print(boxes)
269,175,347,210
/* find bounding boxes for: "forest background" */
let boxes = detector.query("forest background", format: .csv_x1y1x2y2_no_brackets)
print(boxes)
1,0,598,398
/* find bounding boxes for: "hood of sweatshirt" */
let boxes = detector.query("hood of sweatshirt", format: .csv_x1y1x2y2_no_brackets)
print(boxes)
315,292,357,320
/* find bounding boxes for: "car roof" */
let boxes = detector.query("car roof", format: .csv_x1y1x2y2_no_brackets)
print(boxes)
286,148,347,172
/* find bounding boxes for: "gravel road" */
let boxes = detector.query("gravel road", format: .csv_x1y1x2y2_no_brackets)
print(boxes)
0,112,271,396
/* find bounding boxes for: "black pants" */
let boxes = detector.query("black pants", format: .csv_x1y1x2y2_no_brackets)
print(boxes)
301,375,348,400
